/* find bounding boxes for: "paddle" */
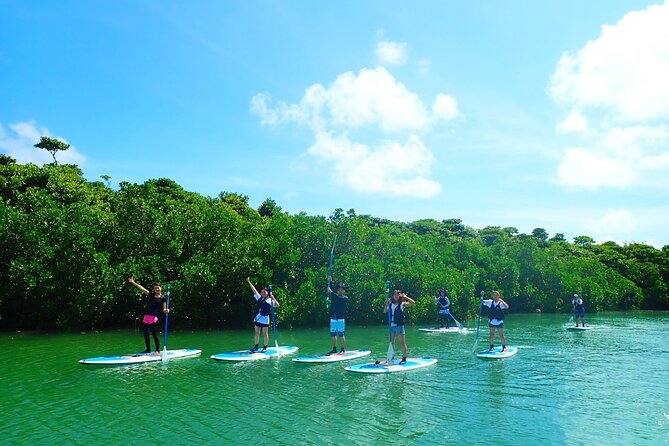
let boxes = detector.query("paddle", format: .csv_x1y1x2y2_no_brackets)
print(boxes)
327,235,337,306
385,281,394,363
472,290,484,354
448,310,464,330
161,283,171,362
269,284,280,353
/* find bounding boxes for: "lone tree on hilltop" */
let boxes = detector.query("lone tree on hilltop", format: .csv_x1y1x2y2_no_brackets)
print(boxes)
34,136,70,165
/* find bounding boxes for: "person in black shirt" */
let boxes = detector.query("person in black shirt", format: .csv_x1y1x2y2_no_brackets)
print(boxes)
326,278,348,355
128,277,169,354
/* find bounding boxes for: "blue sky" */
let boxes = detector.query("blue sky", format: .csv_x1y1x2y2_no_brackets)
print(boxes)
1,1,668,246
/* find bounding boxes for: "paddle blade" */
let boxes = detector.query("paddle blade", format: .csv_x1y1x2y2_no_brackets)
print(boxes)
386,342,394,363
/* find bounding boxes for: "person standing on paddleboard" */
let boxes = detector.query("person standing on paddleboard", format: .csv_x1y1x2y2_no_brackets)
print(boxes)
128,277,169,355
482,290,509,352
246,277,280,353
384,290,416,364
326,278,348,355
572,293,586,327
435,289,451,328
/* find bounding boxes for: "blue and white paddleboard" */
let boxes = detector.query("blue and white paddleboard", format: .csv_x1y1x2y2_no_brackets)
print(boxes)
293,349,371,363
476,346,518,360
345,357,437,374
567,325,593,331
79,348,202,365
418,327,466,333
210,345,299,361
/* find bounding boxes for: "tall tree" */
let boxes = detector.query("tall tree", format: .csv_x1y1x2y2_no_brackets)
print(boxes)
34,136,70,165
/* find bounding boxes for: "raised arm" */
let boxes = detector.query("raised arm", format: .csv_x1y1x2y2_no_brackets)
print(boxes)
128,277,149,295
246,277,259,295
499,299,509,309
383,297,390,313
401,293,416,307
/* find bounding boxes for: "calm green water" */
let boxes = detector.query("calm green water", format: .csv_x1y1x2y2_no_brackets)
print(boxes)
2,313,668,445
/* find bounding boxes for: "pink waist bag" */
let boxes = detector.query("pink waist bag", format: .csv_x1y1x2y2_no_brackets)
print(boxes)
142,315,159,324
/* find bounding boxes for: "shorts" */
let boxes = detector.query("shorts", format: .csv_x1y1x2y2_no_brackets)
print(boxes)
489,322,504,328
575,309,585,317
330,318,345,337
389,325,405,335
142,315,159,324
254,321,270,328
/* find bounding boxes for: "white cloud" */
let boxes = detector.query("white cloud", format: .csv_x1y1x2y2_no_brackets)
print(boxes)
307,132,441,197
0,121,85,166
549,2,669,122
556,109,589,134
432,94,460,122
375,40,408,66
556,147,637,189
251,64,460,198
550,2,669,190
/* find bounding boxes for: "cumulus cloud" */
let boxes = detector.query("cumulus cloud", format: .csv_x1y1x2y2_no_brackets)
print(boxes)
0,121,85,165
556,109,589,134
251,66,459,198
375,40,408,66
550,2,669,190
307,132,441,197
549,2,669,122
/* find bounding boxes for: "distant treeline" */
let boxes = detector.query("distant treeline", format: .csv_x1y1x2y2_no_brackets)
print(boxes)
1,155,667,331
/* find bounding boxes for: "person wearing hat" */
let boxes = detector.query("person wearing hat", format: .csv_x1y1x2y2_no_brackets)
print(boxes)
435,289,451,328
326,277,348,355
572,293,586,327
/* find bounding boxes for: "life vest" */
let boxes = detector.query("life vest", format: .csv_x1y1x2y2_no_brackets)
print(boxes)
257,296,272,316
437,296,449,309
391,303,405,326
573,299,584,311
488,301,505,321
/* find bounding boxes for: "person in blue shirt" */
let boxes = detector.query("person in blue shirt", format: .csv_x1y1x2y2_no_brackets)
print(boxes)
326,278,348,355
572,293,586,327
482,290,509,352
246,277,280,353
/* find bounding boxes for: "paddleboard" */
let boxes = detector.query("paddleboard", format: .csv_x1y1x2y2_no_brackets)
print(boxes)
418,327,465,333
293,349,371,363
79,348,202,365
567,326,593,331
210,345,299,361
476,346,518,360
345,357,437,374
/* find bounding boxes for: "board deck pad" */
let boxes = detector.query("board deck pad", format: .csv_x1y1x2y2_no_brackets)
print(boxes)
418,327,466,333
210,345,299,361
345,357,437,374
292,349,371,363
79,348,202,365
567,326,593,330
476,346,518,359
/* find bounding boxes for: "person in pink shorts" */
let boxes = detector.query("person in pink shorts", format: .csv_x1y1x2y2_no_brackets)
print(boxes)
128,277,169,354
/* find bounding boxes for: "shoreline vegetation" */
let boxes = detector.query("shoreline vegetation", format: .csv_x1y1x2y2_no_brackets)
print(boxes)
1,155,668,331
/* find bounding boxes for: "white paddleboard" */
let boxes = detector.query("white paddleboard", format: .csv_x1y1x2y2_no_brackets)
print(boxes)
210,345,298,361
293,349,371,363
345,357,437,374
418,327,466,333
79,348,202,365
476,346,518,360
567,326,593,331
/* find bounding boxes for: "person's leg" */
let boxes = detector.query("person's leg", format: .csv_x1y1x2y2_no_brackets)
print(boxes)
251,325,260,351
498,327,507,349
489,326,495,350
262,327,269,347
150,323,160,352
142,323,151,353
340,335,346,352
